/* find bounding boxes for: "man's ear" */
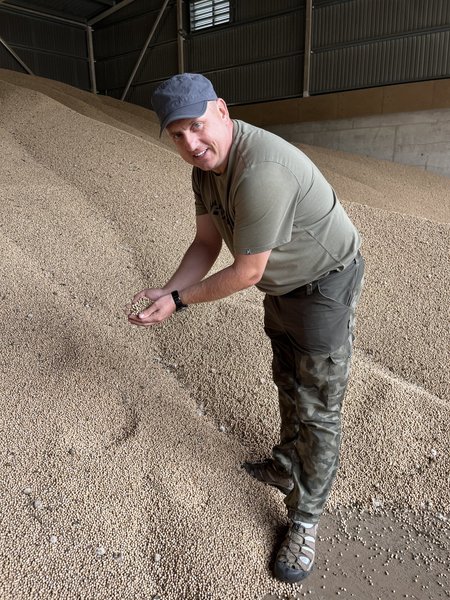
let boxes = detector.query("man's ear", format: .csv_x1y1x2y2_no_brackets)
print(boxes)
216,98,230,120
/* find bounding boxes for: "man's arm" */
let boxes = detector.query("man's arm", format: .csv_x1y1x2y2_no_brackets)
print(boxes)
129,215,271,326
163,213,223,292
179,250,270,304
128,214,221,309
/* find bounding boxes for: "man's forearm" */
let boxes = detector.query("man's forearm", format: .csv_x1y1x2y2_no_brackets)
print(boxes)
162,239,221,293
129,248,270,326
179,262,261,305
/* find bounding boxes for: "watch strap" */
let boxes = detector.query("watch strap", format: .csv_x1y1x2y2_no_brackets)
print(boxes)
171,290,188,312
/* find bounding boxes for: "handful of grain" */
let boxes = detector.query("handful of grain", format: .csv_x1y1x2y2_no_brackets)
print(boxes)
129,296,152,316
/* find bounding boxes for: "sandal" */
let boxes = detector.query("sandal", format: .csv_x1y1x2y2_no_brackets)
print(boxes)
274,521,317,583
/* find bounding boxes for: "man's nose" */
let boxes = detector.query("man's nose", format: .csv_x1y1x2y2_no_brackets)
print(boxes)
183,132,198,152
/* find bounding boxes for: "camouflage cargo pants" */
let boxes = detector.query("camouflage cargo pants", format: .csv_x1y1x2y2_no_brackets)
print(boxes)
263,252,365,523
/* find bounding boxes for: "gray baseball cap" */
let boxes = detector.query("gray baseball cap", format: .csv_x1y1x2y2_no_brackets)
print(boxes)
151,73,218,136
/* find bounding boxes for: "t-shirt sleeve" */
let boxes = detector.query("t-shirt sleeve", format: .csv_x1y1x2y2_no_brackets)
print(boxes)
192,168,208,216
233,162,299,255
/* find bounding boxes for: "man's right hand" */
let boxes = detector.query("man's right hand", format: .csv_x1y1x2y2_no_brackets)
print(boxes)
127,288,177,327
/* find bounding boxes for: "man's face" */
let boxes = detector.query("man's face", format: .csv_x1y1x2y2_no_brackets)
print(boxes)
166,99,233,174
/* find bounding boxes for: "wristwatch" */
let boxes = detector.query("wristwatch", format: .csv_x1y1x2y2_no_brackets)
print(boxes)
171,290,188,312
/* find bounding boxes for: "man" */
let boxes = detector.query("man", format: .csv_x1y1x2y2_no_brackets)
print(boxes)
128,73,364,583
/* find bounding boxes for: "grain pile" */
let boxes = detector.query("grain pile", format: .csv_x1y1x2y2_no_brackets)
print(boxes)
0,69,449,600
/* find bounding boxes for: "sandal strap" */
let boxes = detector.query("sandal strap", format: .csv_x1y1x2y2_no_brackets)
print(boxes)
277,522,317,573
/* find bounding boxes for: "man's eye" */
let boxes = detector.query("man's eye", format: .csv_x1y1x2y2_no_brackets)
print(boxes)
192,122,202,130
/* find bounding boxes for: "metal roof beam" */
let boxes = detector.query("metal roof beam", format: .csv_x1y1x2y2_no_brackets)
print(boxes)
0,33,33,74
120,0,171,101
88,0,137,26
0,2,86,26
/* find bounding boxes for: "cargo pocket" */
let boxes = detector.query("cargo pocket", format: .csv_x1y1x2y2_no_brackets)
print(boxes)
327,342,352,409
317,260,360,308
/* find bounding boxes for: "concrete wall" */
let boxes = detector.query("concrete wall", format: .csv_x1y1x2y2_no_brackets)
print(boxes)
268,108,450,178
229,79,450,178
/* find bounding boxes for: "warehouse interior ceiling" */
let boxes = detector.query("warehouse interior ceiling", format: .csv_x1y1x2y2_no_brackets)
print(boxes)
0,0,448,111
0,0,136,24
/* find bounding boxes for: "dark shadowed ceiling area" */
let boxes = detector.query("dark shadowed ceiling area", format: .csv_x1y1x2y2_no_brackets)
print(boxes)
0,0,133,24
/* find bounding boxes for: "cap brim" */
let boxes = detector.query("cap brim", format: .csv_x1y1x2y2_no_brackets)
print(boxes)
159,100,208,137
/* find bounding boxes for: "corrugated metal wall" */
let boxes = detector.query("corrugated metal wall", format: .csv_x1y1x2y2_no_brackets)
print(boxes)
0,0,449,107
188,5,306,103
102,0,449,109
94,0,179,101
311,0,450,93
0,5,90,89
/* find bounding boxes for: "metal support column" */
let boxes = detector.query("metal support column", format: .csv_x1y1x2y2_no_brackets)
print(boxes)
0,34,34,75
177,0,185,73
120,0,171,101
303,0,313,97
86,25,97,94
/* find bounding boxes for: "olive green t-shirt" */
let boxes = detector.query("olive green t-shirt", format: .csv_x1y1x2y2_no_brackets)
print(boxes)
193,120,360,295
